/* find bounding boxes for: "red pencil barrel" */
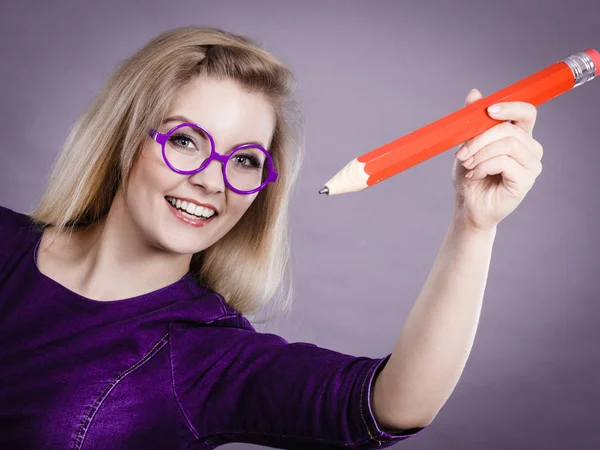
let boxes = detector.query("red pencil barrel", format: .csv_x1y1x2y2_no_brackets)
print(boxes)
359,61,576,186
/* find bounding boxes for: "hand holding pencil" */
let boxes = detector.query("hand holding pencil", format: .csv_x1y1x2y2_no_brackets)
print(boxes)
449,88,544,232
319,49,599,196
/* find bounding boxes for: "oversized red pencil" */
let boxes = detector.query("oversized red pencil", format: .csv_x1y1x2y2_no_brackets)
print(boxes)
319,49,600,196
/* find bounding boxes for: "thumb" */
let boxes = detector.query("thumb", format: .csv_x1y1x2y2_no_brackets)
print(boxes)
464,88,483,107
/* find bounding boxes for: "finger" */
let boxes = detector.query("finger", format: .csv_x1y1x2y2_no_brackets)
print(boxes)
456,122,541,162
466,154,536,191
455,89,484,159
462,137,543,177
465,88,483,107
486,101,538,135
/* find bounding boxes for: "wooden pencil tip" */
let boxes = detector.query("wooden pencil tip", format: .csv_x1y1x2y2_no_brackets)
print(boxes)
318,187,329,195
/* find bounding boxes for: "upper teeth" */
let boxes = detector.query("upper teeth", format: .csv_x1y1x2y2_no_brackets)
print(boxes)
166,196,216,219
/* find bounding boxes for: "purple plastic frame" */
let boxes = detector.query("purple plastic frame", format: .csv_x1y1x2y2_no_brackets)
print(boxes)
149,122,278,195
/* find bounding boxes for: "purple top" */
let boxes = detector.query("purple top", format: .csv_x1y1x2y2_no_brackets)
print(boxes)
0,205,425,449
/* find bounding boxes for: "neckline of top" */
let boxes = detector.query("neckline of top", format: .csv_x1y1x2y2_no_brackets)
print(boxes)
29,228,203,307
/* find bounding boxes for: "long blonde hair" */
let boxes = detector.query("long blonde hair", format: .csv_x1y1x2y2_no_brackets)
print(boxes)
29,27,304,322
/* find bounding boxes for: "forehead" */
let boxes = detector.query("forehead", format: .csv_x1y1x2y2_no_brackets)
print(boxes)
167,76,276,145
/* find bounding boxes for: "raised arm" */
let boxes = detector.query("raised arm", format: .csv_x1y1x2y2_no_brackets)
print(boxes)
372,214,496,429
371,89,544,429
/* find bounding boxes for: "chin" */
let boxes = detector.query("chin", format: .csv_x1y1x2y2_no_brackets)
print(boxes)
130,215,212,257
157,228,215,256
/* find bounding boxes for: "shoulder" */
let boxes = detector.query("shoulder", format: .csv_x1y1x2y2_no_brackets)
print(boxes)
166,289,263,365
167,300,284,385
0,205,41,270
202,290,257,332
0,205,35,233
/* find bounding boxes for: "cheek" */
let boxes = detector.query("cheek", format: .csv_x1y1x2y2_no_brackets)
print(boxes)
129,148,176,195
225,192,258,219
124,149,183,232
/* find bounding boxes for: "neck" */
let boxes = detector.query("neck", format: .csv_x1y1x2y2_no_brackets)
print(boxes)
38,192,192,302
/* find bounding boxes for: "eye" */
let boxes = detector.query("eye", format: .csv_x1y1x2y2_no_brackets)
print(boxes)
169,133,198,151
233,153,262,169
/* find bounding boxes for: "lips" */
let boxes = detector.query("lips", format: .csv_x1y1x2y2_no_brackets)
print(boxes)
164,196,219,216
165,196,217,219
165,197,217,228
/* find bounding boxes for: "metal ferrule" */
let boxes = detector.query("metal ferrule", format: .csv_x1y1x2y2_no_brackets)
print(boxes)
561,52,596,87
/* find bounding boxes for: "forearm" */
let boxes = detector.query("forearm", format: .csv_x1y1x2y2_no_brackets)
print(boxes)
373,203,497,429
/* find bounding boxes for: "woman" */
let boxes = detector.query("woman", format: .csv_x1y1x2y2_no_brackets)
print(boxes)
0,26,543,449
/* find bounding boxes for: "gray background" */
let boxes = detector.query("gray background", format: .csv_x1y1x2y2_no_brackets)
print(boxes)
1,0,599,448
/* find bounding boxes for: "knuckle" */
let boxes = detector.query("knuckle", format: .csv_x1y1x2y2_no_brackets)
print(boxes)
498,122,514,137
508,122,528,138
507,136,521,151
500,121,514,132
535,141,544,158
506,122,520,133
528,160,542,178
530,104,538,117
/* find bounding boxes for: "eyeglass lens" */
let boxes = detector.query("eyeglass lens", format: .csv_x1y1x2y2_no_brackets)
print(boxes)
164,125,270,192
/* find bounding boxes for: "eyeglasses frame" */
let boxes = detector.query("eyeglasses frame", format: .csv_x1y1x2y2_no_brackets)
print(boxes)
149,122,278,195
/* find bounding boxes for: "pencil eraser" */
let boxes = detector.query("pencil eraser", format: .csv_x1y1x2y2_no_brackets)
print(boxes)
583,49,600,76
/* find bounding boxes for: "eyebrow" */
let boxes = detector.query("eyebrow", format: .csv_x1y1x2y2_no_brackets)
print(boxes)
163,115,270,150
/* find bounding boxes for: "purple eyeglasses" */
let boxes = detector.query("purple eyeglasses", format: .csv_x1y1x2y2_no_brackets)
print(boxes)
149,122,278,195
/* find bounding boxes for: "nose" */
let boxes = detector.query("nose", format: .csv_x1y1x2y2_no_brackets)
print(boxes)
188,158,226,194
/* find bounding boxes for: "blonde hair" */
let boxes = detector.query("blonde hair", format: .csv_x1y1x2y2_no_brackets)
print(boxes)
29,27,304,322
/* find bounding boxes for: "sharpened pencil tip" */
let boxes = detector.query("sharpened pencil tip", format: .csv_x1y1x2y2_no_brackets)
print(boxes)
318,187,329,195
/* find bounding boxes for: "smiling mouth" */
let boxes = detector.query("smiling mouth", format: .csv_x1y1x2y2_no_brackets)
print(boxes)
164,196,218,221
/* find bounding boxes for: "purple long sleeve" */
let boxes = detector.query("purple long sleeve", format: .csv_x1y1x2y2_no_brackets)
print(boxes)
0,205,425,449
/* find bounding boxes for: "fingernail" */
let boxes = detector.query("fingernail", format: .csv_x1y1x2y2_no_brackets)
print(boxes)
456,144,468,160
462,156,474,168
465,171,474,179
487,105,502,114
